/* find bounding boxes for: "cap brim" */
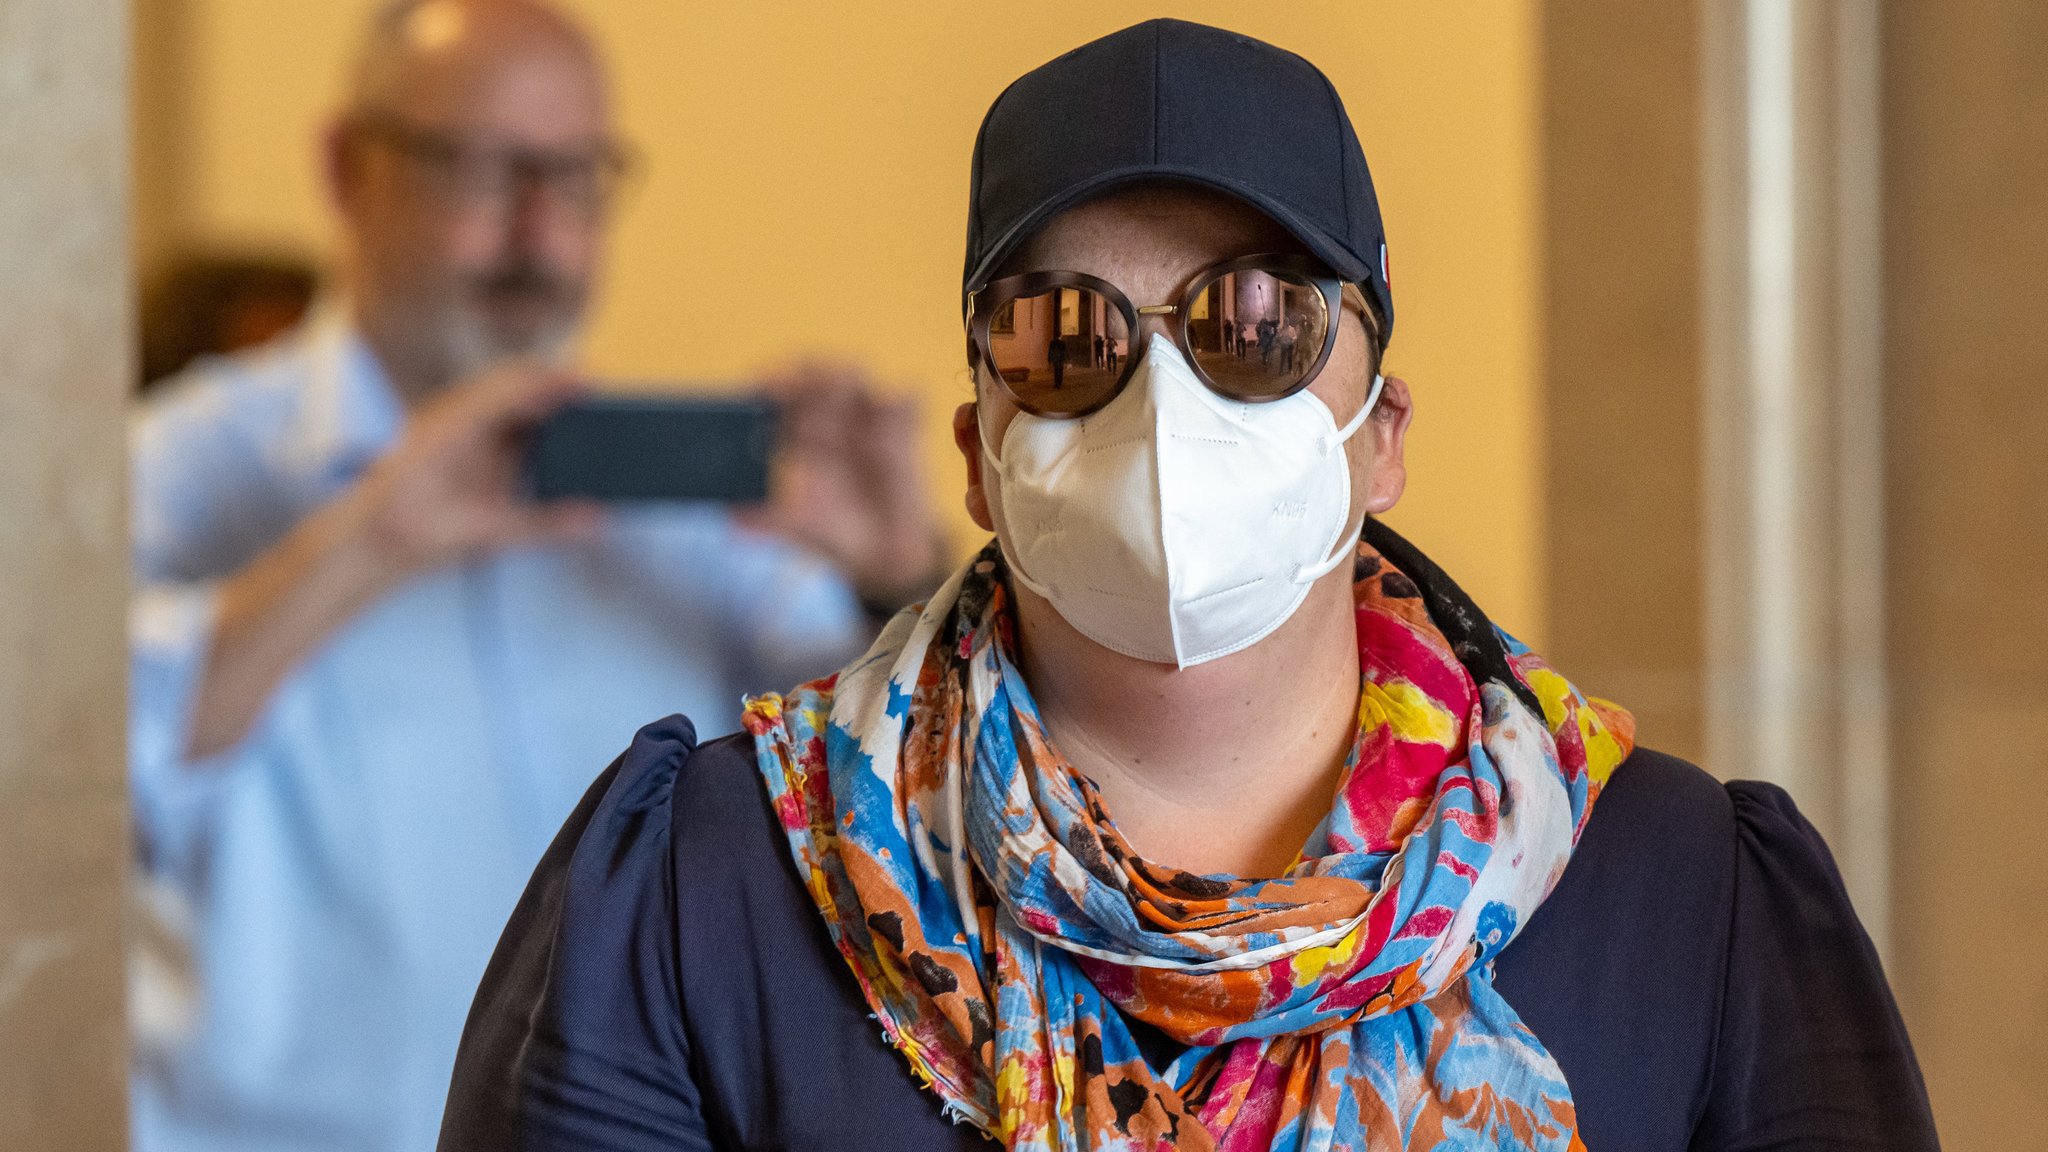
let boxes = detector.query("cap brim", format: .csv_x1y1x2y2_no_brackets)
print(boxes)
964,166,1374,299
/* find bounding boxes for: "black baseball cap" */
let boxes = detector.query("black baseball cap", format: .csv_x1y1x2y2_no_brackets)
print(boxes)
963,18,1394,346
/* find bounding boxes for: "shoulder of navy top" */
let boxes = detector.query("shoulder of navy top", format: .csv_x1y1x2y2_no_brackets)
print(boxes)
440,714,1938,1152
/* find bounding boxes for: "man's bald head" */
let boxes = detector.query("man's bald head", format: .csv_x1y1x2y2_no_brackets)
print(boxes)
328,0,618,401
347,0,602,131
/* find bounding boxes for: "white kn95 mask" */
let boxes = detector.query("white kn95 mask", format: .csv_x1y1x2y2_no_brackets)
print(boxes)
982,339,1383,668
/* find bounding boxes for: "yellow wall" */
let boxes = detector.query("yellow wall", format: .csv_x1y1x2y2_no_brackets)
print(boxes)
161,0,1545,639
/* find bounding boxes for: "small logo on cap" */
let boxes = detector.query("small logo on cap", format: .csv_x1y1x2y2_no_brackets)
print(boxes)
1380,242,1391,290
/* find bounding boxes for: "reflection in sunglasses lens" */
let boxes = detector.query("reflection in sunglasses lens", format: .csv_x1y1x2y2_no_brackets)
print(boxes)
983,286,1130,415
1186,269,1328,400
984,267,1329,414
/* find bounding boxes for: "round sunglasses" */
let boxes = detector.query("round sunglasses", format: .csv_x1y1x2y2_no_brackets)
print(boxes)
967,253,1375,418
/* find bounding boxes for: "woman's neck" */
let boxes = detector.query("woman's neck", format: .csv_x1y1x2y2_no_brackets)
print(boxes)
1012,571,1362,878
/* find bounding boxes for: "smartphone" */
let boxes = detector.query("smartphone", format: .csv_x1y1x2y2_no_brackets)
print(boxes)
526,392,778,503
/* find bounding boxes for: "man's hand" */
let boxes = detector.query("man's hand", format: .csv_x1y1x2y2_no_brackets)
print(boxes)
745,362,948,610
185,363,600,761
349,363,604,582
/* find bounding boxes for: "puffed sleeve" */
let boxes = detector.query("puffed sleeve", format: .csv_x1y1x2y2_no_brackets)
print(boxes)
438,716,711,1152
1691,782,1939,1150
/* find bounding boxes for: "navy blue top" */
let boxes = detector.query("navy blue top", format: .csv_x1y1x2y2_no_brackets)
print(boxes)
438,717,1939,1151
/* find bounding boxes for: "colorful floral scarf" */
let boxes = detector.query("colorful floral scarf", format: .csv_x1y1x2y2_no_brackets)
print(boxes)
744,522,1634,1151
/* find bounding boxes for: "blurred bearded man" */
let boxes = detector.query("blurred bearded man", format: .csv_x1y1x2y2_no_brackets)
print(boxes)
126,2,943,1150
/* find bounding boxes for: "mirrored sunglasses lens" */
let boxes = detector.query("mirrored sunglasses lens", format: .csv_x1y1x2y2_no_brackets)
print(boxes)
983,286,1130,414
1185,269,1330,399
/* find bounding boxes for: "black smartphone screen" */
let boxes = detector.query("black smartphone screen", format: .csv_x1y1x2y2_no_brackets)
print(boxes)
526,393,778,503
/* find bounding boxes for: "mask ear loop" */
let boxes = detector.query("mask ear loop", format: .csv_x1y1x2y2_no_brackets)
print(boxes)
974,402,1073,604
1296,373,1386,584
1317,372,1384,455
975,403,1006,470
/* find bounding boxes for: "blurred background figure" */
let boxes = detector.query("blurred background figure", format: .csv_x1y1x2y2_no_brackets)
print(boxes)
137,250,318,390
126,2,941,1150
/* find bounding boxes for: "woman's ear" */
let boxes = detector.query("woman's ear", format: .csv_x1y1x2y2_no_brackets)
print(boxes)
953,401,995,531
1363,374,1413,515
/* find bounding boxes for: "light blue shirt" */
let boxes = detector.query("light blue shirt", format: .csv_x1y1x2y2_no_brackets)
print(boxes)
128,316,868,1152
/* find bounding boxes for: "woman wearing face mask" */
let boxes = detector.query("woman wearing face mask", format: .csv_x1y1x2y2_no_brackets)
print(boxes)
441,20,1936,1152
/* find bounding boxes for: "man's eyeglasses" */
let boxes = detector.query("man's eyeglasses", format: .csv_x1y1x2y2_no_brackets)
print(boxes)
966,254,1378,418
351,111,634,221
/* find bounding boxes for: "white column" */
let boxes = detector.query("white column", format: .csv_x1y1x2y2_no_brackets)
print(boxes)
0,0,133,1146
1700,0,1889,952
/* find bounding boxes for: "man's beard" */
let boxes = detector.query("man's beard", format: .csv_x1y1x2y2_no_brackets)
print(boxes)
434,262,586,383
